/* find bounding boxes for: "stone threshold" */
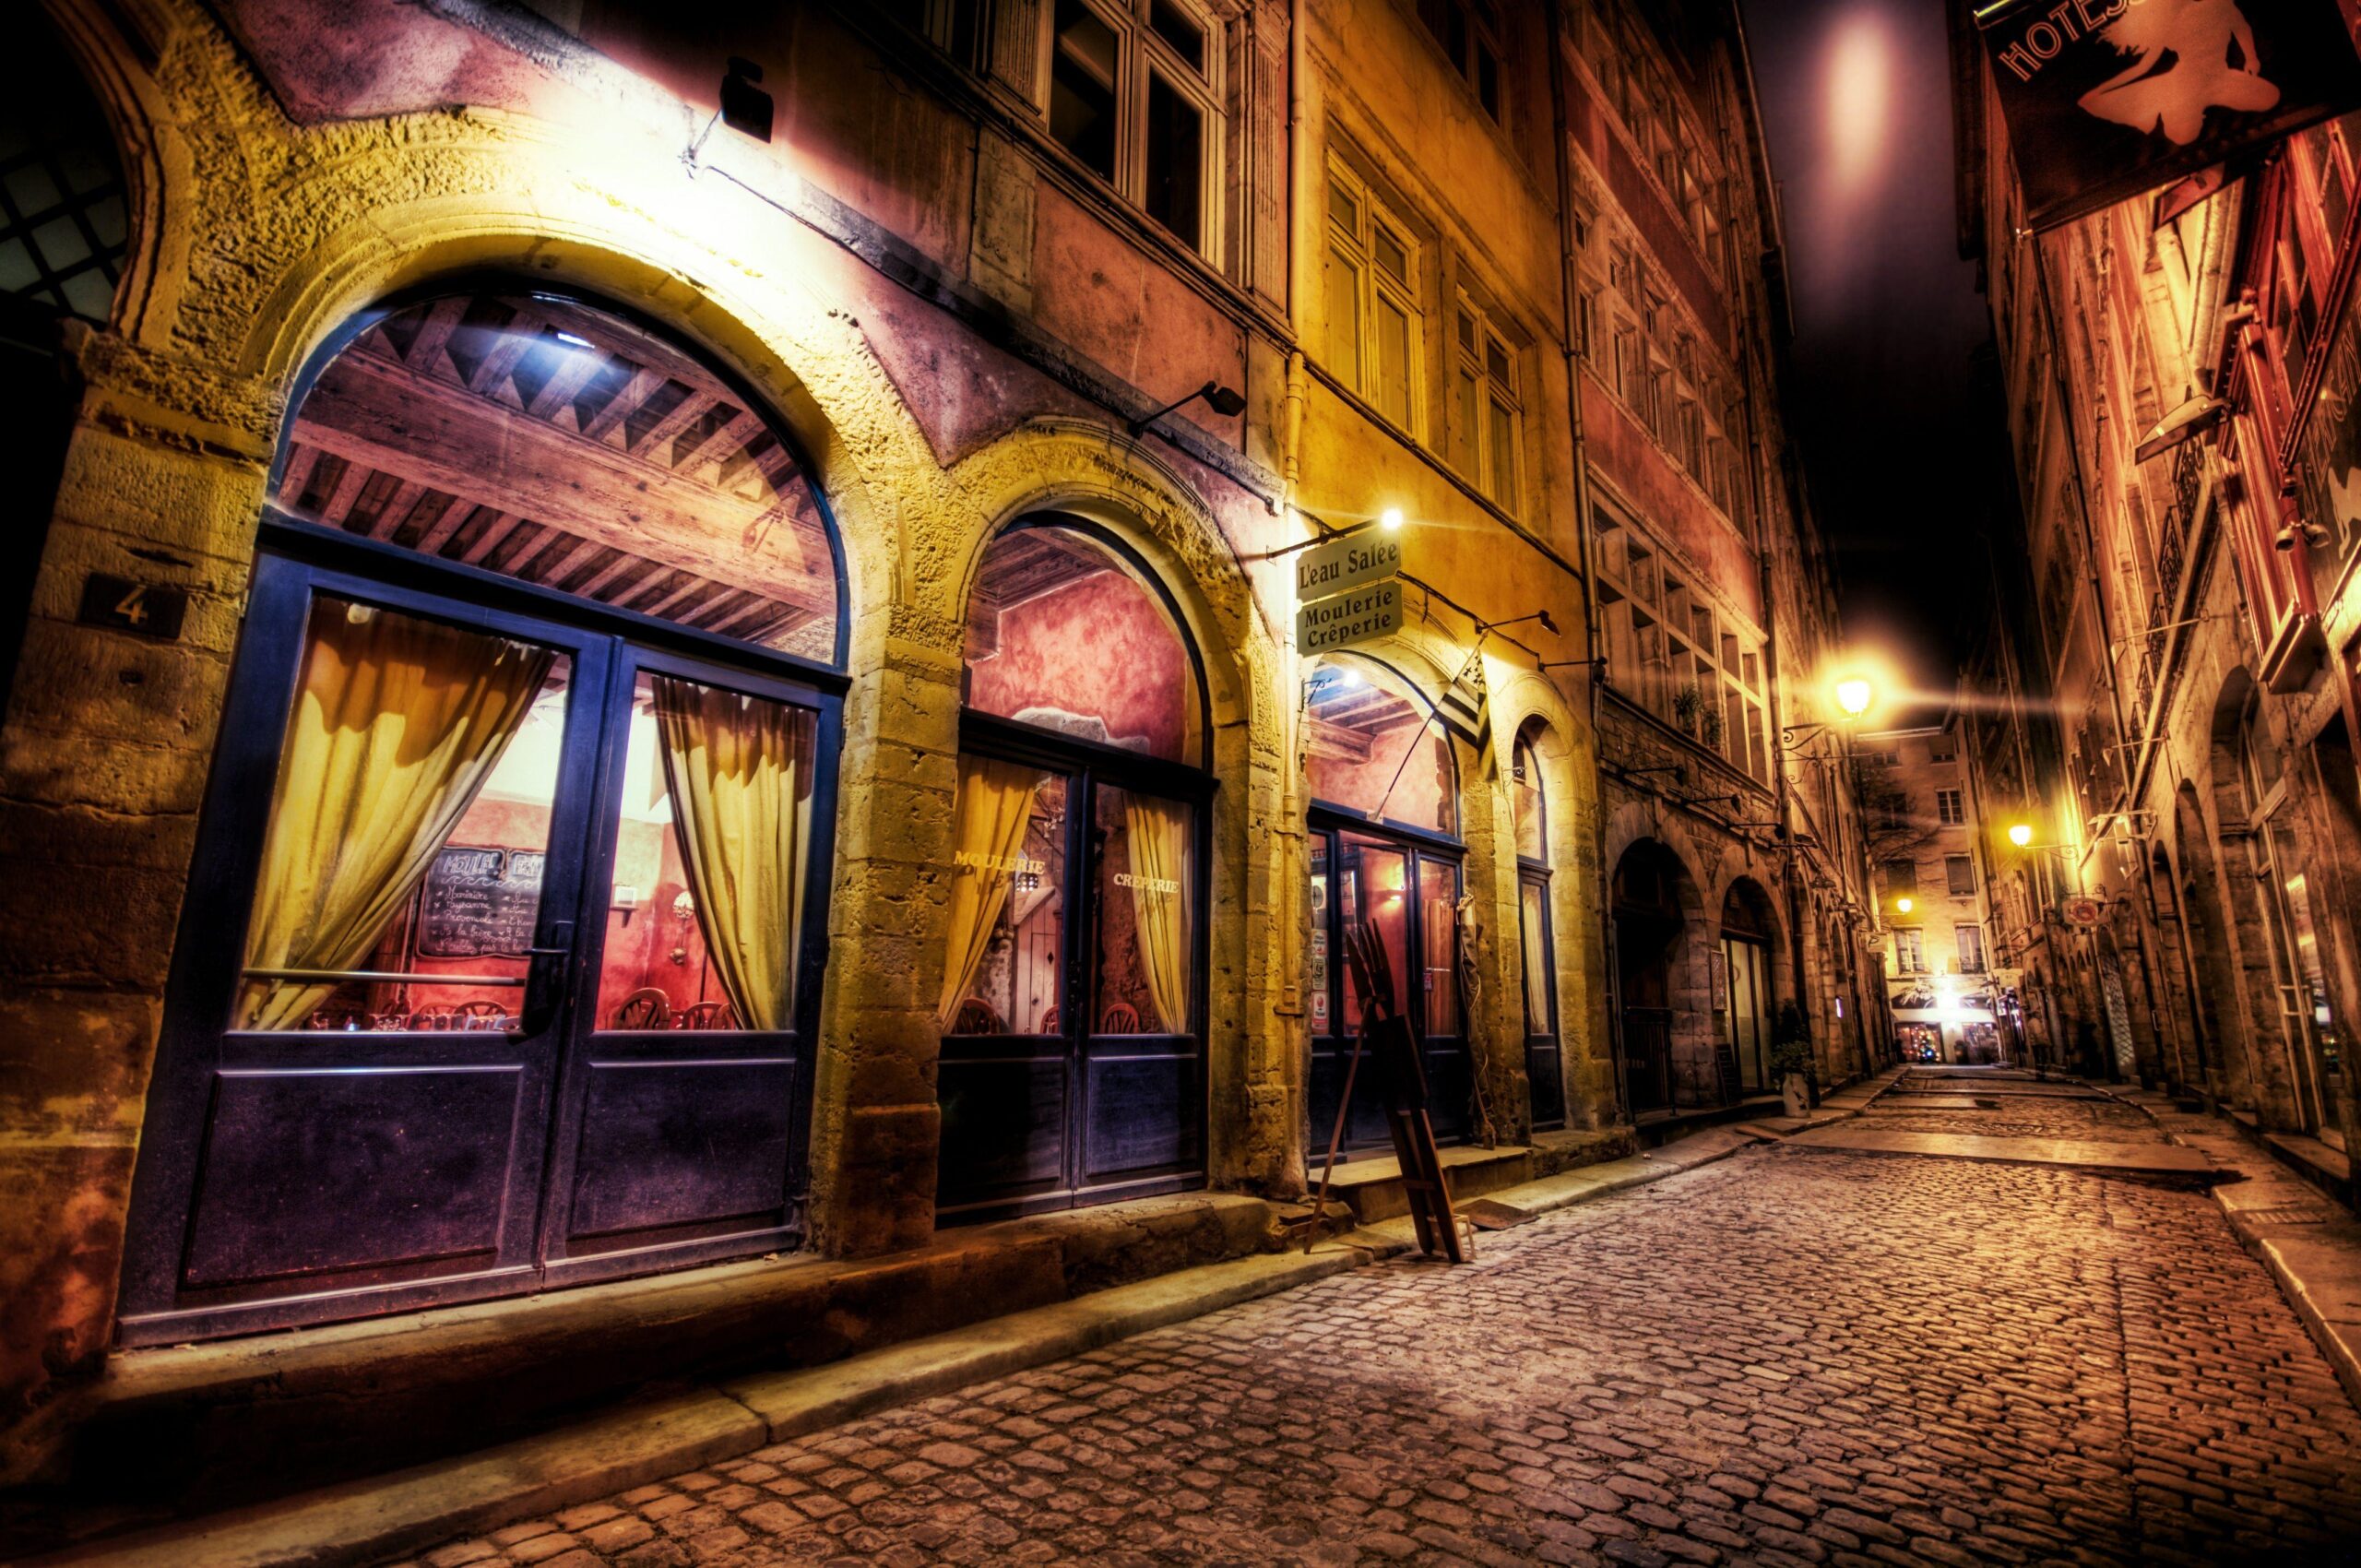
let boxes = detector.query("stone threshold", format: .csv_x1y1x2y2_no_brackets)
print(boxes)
28,1123,1776,1568
1309,1126,1637,1224
2113,1087,2361,1413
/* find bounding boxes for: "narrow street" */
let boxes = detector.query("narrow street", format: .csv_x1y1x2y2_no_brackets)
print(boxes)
389,1080,2361,1568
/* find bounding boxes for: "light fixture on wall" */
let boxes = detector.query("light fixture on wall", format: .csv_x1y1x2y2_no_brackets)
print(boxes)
1127,380,1246,436
682,57,775,173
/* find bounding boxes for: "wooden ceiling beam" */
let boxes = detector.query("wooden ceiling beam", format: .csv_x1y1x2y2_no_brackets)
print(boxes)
405,296,469,374
578,365,668,443
525,347,611,422
297,354,834,615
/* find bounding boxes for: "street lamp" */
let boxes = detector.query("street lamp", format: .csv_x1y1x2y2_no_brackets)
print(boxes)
1895,896,1914,915
2008,822,2035,848
1835,675,1874,718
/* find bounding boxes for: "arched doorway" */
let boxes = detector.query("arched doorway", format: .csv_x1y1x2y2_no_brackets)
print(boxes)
120,282,850,1342
1719,878,1778,1095
1510,727,1565,1129
2178,778,2244,1104
2148,841,2209,1095
937,518,1212,1218
1613,838,1692,1113
0,13,132,704
1303,655,1468,1151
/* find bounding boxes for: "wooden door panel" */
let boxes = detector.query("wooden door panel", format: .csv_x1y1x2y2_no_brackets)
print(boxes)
564,1056,798,1241
1082,1047,1199,1179
181,1065,525,1289
938,1054,1066,1207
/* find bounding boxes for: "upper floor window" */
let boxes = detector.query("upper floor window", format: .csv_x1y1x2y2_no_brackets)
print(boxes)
1417,0,1505,124
1323,162,1423,435
1936,789,1964,826
1048,0,1221,255
1892,927,1925,974
1455,296,1522,512
1945,854,1977,897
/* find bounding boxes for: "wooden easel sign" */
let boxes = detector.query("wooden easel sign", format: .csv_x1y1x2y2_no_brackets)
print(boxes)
1306,919,1469,1263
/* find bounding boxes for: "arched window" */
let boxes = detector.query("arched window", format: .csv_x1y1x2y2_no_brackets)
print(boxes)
1305,657,1455,834
937,519,1211,1218
123,284,848,1343
1720,879,1777,1094
277,287,844,666
1511,729,1562,1127
1304,655,1468,1150
0,18,130,325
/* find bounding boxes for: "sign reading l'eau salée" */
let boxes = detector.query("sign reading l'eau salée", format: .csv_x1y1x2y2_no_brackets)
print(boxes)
1976,0,2361,231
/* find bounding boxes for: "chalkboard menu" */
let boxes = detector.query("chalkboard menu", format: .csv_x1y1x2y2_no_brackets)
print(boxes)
418,846,545,958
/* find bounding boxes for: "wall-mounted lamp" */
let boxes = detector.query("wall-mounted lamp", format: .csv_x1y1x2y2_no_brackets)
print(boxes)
683,57,773,172
1128,380,1246,436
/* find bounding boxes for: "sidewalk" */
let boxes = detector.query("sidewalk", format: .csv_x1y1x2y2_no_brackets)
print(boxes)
2112,1086,2361,1411
30,1082,1915,1568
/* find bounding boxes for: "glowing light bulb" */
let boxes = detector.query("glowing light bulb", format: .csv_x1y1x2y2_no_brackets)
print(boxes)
1380,507,1405,532
1835,676,1873,717
2008,823,2034,848
1895,897,1914,914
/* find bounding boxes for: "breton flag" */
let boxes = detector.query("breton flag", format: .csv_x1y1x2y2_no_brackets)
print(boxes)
1976,0,2361,230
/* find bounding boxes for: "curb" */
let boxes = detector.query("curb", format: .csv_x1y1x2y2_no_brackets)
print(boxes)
2104,1086,2361,1414
37,1121,1765,1568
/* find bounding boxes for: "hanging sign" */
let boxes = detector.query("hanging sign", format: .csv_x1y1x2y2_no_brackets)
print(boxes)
2060,894,2106,928
1975,0,2361,231
1296,580,1405,656
1294,530,1402,600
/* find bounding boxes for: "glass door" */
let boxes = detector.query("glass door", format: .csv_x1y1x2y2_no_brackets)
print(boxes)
1723,935,1771,1093
1520,872,1565,1128
936,747,1206,1218
121,555,841,1341
1307,822,1466,1152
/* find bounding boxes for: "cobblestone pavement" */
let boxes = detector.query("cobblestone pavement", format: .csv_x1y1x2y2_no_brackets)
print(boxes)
389,1106,2361,1568
1861,1094,2156,1144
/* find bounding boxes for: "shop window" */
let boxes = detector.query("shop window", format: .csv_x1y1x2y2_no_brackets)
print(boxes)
1324,160,1424,435
1455,295,1523,513
1305,658,1457,836
962,525,1203,765
274,288,843,667
1046,0,1221,255
0,18,130,325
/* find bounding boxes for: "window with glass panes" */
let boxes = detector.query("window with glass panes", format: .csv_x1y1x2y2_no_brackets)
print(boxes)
0,21,130,325
1455,296,1521,512
1936,788,1964,826
1892,928,1925,974
1417,0,1506,124
1945,855,1976,896
1954,923,1984,973
1323,161,1423,435
1045,0,1221,256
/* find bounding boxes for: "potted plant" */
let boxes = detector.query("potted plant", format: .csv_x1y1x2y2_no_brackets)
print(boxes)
1700,705,1726,750
1771,1001,1813,1117
1671,681,1704,736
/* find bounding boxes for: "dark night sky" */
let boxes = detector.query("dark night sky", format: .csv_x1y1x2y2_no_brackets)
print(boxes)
1740,0,1998,712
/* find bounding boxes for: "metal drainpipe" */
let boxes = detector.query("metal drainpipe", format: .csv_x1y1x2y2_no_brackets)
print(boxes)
1544,0,1627,1128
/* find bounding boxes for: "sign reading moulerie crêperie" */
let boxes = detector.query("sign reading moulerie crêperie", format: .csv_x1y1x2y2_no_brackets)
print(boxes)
1975,0,2361,231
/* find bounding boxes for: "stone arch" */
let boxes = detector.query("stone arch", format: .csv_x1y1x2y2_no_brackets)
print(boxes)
1611,834,1710,1111
1489,705,1599,1131
2204,670,2310,1125
2175,778,2247,1105
2146,838,2209,1095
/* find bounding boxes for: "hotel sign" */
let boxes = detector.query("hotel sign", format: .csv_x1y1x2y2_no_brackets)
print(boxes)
1297,580,1405,656
1975,0,2361,231
1294,530,1402,600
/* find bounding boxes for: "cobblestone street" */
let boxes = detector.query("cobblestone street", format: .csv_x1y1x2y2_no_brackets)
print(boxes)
391,1096,2361,1568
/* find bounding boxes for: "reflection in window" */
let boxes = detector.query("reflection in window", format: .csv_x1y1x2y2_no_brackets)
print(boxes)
940,762,1067,1035
1095,787,1193,1033
1305,659,1456,835
597,672,816,1032
275,290,839,663
1336,836,1411,1033
1050,0,1120,180
965,526,1201,764
1520,881,1551,1034
239,598,566,1032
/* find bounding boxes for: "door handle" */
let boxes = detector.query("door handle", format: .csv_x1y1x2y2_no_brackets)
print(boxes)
515,921,574,1036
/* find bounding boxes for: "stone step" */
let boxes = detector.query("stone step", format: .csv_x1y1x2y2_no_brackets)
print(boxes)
1311,1144,1540,1224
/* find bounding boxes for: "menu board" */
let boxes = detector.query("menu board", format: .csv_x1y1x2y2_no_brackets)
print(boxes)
418,846,544,958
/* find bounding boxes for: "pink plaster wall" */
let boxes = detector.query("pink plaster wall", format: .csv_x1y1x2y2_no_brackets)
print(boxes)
967,571,1191,761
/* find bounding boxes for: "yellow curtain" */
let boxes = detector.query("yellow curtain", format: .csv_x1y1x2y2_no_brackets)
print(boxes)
239,601,554,1029
653,675,811,1033
1122,793,1192,1033
1520,885,1551,1032
937,756,1039,1028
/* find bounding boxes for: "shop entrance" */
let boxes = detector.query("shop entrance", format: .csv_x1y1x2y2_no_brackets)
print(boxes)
1613,839,1689,1113
120,282,848,1341
936,522,1211,1219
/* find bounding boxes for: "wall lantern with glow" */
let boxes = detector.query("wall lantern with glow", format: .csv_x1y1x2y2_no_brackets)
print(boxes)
1895,896,1914,915
1834,676,1874,718
2008,823,2035,848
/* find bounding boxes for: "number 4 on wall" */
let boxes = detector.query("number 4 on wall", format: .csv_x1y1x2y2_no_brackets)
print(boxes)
76,572,187,641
